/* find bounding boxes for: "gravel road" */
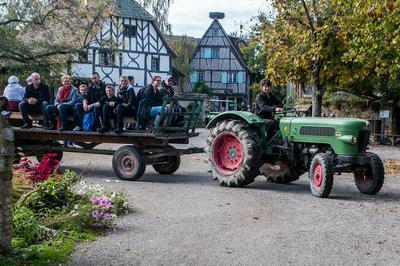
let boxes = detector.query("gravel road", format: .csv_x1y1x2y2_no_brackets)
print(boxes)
66,129,400,265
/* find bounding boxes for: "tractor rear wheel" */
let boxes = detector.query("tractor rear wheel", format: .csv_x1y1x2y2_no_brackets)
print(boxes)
354,152,384,194
309,153,334,198
207,120,262,187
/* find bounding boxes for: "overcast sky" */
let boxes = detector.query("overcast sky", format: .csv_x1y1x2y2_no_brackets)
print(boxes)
168,0,272,38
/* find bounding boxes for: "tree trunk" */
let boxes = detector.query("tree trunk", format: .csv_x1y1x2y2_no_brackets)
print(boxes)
311,58,323,117
0,99,14,254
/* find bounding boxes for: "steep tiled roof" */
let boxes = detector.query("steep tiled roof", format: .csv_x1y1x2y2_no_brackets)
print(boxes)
113,0,154,21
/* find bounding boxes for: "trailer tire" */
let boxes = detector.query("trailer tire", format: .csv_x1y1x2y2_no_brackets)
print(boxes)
207,120,262,187
309,153,334,198
113,145,146,181
354,152,384,195
152,154,181,175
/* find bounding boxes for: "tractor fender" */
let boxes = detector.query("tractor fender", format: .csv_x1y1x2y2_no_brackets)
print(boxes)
206,111,265,129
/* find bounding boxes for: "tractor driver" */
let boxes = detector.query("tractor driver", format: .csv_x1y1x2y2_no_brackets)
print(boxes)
255,78,283,141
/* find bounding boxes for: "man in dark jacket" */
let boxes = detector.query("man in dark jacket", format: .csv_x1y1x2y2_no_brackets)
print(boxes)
136,76,163,130
73,72,106,131
255,78,283,140
18,72,50,128
114,79,137,134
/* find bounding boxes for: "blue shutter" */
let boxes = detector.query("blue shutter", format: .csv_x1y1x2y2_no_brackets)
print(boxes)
190,72,197,83
221,72,227,83
204,48,212,59
237,72,245,83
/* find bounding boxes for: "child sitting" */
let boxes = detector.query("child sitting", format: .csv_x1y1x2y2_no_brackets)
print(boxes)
97,85,122,133
76,84,88,104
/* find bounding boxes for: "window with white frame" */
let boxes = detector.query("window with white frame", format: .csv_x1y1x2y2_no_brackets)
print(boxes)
228,72,237,83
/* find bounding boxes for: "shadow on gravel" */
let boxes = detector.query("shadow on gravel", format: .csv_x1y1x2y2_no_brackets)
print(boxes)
65,166,400,203
329,193,400,203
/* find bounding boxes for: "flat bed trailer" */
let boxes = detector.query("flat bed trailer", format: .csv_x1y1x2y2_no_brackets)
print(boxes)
8,96,205,181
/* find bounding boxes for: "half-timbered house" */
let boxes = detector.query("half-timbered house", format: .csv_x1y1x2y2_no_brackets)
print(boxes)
71,0,177,92
187,13,251,105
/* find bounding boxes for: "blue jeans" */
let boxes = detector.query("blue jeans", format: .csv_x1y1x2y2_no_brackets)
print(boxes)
74,103,102,129
46,103,74,128
150,106,162,118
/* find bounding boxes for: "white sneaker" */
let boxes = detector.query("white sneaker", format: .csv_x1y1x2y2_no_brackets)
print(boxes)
73,126,82,131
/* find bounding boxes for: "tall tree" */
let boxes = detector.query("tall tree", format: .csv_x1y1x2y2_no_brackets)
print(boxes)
0,0,111,72
139,0,173,34
0,0,173,74
265,0,347,116
169,35,196,92
333,0,400,100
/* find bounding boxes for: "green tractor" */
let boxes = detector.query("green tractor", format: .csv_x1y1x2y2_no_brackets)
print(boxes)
206,110,384,198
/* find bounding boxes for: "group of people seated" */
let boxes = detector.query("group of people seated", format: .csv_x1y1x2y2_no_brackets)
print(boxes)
2,71,178,134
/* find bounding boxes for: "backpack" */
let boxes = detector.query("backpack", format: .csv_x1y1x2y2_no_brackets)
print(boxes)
136,86,147,102
83,111,95,132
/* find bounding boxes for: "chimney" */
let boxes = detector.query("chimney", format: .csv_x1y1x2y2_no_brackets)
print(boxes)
209,12,225,20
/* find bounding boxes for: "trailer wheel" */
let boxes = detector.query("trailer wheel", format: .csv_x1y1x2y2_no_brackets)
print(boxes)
354,152,384,195
152,154,181,175
112,145,146,181
207,120,262,187
309,153,334,198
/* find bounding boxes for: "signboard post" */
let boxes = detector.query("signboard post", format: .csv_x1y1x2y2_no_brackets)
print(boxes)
379,110,390,145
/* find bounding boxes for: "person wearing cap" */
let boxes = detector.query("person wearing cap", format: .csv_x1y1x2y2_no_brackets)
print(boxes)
255,78,283,141
160,75,174,98
2,76,25,111
160,75,186,125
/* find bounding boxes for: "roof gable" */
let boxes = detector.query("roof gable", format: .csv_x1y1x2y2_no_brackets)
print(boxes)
113,0,154,21
193,19,247,70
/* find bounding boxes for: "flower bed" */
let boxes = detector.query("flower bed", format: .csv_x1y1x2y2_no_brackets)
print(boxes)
1,155,129,265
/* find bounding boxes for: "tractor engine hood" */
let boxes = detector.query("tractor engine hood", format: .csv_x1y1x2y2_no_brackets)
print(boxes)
280,117,369,156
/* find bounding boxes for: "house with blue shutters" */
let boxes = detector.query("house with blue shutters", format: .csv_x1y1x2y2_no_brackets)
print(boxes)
71,0,177,92
186,13,251,106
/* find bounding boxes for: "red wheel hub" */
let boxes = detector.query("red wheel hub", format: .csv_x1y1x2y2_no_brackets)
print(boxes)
212,132,243,175
313,163,323,188
120,155,136,173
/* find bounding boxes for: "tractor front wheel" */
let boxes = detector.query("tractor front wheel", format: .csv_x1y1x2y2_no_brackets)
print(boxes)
207,120,262,187
309,153,334,198
354,152,384,195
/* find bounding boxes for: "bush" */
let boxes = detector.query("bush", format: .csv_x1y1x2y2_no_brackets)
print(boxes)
5,167,129,265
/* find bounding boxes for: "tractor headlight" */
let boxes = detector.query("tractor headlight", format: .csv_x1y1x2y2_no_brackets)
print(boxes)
338,135,358,145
